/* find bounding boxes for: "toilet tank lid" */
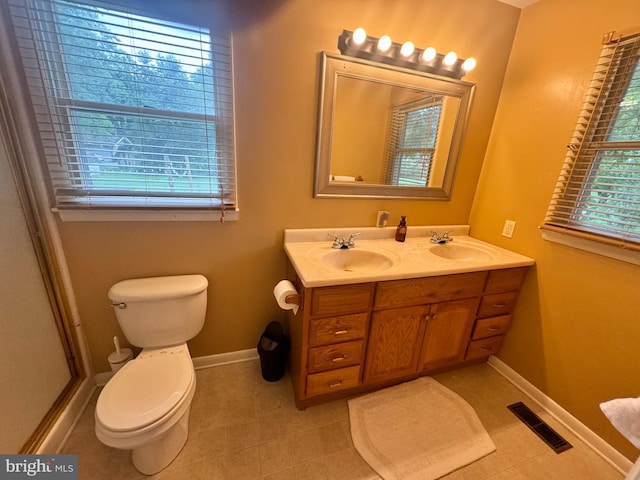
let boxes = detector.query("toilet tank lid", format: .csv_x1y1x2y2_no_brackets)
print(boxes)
108,274,208,302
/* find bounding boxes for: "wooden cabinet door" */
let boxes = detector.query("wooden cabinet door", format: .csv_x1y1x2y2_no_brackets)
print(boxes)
420,298,479,370
363,305,429,384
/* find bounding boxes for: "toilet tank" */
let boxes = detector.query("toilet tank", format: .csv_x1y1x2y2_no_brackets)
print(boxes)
108,275,208,348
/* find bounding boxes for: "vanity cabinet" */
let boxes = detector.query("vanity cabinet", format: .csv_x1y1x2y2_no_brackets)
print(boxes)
364,298,480,384
285,264,528,409
465,267,528,360
298,283,374,399
364,272,486,384
364,305,428,384
420,298,481,370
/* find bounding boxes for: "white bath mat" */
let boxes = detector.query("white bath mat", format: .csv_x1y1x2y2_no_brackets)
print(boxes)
348,377,495,480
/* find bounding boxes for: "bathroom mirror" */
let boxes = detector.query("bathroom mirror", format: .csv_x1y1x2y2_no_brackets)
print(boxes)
314,52,475,199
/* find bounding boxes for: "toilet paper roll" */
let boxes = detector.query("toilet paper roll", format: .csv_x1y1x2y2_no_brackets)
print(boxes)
273,280,299,315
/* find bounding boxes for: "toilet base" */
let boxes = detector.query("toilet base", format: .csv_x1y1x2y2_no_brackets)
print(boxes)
131,405,191,475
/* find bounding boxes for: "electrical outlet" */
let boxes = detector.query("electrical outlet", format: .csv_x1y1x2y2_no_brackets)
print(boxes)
502,220,516,238
376,210,390,228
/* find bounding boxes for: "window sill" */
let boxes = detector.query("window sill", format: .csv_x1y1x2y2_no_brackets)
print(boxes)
540,227,640,266
53,208,239,222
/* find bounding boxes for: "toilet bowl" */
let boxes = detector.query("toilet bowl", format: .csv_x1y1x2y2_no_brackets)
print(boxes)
95,274,208,475
95,344,196,474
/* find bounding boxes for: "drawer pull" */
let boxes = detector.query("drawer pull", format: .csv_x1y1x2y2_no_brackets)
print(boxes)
329,355,346,363
488,326,502,331
328,380,343,388
481,347,494,352
492,303,508,308
331,328,351,335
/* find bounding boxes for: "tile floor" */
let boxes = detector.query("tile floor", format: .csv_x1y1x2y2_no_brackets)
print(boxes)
62,360,625,479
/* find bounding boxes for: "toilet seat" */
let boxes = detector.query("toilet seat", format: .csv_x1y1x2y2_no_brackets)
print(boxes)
96,345,194,433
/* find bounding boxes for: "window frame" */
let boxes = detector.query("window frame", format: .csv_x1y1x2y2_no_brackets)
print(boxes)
6,0,238,221
384,97,443,187
541,31,640,264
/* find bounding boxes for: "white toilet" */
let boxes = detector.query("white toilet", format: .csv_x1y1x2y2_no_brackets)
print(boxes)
95,274,208,475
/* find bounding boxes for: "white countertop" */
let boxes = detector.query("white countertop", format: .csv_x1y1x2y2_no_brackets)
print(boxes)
284,225,535,287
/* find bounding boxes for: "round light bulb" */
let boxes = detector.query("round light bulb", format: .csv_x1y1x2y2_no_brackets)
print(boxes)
352,28,367,45
377,35,392,52
422,47,436,62
462,57,477,72
400,41,414,57
443,51,457,66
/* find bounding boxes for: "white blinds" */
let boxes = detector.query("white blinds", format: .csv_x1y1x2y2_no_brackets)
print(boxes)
543,33,640,248
7,0,236,211
384,97,441,186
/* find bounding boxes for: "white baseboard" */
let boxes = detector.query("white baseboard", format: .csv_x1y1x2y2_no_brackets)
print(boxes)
93,371,113,387
94,348,259,386
192,348,259,370
37,377,96,454
488,355,632,475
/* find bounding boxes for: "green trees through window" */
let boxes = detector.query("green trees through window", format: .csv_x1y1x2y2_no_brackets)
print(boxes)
8,0,236,209
576,59,640,235
544,33,640,246
55,1,219,195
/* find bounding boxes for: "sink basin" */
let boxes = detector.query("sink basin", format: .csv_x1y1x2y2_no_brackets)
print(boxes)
429,243,494,261
320,249,394,273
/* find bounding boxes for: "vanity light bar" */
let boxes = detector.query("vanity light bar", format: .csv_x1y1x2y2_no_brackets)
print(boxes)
337,29,476,80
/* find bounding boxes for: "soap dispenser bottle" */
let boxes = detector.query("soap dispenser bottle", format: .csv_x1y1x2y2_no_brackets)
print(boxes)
395,216,407,242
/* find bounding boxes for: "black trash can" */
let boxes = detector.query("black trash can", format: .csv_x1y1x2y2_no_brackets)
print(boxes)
257,321,289,382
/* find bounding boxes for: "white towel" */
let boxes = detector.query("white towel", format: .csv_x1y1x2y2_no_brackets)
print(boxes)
600,397,640,449
332,175,356,182
627,456,640,480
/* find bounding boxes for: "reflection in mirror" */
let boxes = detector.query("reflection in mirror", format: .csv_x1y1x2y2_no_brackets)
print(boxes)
314,52,475,199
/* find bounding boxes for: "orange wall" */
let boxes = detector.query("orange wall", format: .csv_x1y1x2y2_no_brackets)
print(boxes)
57,0,520,373
331,77,389,183
470,0,640,460
20,0,640,462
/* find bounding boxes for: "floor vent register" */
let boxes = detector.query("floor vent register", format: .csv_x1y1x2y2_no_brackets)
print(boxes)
507,402,573,454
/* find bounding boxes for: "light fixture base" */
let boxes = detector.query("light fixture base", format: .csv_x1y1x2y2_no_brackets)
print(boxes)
337,29,471,80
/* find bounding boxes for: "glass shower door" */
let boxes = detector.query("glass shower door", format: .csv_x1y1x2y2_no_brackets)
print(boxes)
0,135,75,452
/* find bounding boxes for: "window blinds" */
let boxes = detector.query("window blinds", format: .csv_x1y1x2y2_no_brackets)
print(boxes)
7,0,236,211
384,98,442,186
542,33,640,248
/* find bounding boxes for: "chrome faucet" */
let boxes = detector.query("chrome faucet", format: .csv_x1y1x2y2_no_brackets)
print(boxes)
429,230,453,244
328,232,360,249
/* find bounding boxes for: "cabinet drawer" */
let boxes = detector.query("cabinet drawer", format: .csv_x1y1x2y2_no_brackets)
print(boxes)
465,336,504,360
477,291,519,318
306,366,360,397
309,313,368,346
308,340,363,373
311,284,374,317
472,315,512,340
375,272,487,309
484,267,528,294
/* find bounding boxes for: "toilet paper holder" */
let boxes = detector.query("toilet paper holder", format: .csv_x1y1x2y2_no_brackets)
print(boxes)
274,280,301,314
285,294,300,306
